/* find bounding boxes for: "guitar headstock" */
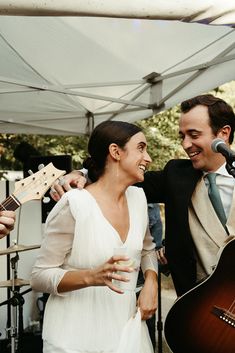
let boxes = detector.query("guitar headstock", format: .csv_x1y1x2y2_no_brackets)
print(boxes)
13,163,65,205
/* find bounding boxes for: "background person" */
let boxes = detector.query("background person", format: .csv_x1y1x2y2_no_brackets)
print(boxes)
31,121,158,353
147,203,163,249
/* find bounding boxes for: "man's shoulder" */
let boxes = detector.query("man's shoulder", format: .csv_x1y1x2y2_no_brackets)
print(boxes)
165,159,202,181
166,158,192,168
143,159,195,182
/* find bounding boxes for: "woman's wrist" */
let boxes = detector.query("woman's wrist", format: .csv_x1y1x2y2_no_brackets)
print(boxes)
83,269,94,287
144,269,157,279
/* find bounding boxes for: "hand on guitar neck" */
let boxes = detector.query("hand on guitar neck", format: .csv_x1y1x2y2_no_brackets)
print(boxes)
0,210,15,238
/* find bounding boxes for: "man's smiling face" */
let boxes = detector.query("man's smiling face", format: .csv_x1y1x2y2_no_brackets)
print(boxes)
179,105,225,172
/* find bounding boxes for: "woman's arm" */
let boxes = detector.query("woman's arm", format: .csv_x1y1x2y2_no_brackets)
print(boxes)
138,227,158,320
30,200,75,295
57,256,134,294
137,269,158,320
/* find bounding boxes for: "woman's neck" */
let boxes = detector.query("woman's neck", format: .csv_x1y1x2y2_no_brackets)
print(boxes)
86,174,128,203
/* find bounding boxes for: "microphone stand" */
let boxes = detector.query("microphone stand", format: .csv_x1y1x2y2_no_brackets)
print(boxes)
225,158,235,178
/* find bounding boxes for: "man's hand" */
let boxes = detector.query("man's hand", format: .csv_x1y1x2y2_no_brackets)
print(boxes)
156,246,168,265
0,211,16,239
50,170,87,201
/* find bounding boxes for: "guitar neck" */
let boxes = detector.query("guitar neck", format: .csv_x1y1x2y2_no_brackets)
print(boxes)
0,163,65,212
0,195,21,211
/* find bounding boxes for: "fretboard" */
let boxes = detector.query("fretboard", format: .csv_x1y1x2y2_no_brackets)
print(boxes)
0,195,21,211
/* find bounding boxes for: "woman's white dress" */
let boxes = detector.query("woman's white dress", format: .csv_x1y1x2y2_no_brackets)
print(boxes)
31,186,158,353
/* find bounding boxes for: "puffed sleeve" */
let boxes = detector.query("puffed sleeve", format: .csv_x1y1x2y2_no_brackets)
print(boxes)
30,194,75,295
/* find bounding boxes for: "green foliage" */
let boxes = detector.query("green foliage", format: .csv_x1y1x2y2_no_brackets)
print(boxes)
137,105,185,170
0,134,89,171
1,81,235,172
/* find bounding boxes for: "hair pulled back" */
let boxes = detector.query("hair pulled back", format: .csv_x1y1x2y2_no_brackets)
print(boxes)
83,121,141,182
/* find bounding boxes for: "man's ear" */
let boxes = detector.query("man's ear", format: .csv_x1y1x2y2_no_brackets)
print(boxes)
217,125,231,143
109,143,121,161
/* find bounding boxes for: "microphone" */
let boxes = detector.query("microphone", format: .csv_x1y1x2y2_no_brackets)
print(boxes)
211,138,235,160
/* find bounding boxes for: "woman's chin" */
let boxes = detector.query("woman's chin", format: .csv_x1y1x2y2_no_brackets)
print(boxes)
136,174,145,183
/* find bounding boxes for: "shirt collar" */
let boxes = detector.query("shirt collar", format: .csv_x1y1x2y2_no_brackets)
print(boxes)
203,163,233,178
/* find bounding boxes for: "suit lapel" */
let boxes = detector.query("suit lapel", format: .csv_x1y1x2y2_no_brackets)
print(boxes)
191,177,227,247
226,183,235,232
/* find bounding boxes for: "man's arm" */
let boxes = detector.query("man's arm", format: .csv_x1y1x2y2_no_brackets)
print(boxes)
50,170,87,201
50,168,166,203
136,170,166,204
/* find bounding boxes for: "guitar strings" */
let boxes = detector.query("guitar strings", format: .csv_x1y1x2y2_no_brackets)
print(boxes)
0,196,15,210
226,298,235,317
0,196,19,211
0,203,7,211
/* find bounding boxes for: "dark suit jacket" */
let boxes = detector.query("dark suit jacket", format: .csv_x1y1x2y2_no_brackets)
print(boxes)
139,159,202,296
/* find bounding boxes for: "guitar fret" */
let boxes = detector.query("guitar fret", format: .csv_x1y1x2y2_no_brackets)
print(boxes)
0,195,21,211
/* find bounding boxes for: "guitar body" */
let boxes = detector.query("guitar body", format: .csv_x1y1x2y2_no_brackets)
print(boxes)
164,239,235,353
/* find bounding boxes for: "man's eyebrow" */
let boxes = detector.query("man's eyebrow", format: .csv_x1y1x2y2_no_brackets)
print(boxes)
179,129,201,135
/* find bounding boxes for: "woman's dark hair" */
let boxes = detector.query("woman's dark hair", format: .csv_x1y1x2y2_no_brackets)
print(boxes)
181,94,235,144
83,121,141,182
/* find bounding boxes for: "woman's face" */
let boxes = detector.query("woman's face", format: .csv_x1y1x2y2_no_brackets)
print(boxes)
119,131,152,183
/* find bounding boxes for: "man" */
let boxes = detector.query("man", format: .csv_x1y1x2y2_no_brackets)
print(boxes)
0,210,15,239
51,94,235,297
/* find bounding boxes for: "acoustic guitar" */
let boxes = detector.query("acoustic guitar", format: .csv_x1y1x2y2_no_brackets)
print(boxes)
0,163,65,211
164,238,235,353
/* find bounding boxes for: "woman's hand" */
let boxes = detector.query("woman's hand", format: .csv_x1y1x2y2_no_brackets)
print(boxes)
89,255,134,294
50,170,87,201
137,270,158,320
0,211,16,239
57,255,134,294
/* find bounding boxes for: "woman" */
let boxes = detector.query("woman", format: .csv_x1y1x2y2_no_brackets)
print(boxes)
31,121,158,353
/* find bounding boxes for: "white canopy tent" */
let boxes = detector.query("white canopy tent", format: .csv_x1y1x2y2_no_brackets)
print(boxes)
0,0,235,24
0,2,235,136
0,0,235,341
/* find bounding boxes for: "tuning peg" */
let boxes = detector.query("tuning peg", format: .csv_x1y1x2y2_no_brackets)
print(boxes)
43,196,50,204
38,164,45,170
27,169,34,175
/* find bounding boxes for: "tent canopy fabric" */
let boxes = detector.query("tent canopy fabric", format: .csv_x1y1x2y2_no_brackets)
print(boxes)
0,0,235,25
0,15,235,135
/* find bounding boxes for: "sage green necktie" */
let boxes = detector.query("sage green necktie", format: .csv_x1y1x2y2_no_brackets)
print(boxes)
206,173,227,227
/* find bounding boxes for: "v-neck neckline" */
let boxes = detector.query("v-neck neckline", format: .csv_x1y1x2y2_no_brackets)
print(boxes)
83,188,131,244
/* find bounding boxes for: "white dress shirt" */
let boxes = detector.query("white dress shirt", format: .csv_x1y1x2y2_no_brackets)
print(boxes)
204,163,235,219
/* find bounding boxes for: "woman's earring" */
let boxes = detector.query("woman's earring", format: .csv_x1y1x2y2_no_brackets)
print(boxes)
116,159,120,178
